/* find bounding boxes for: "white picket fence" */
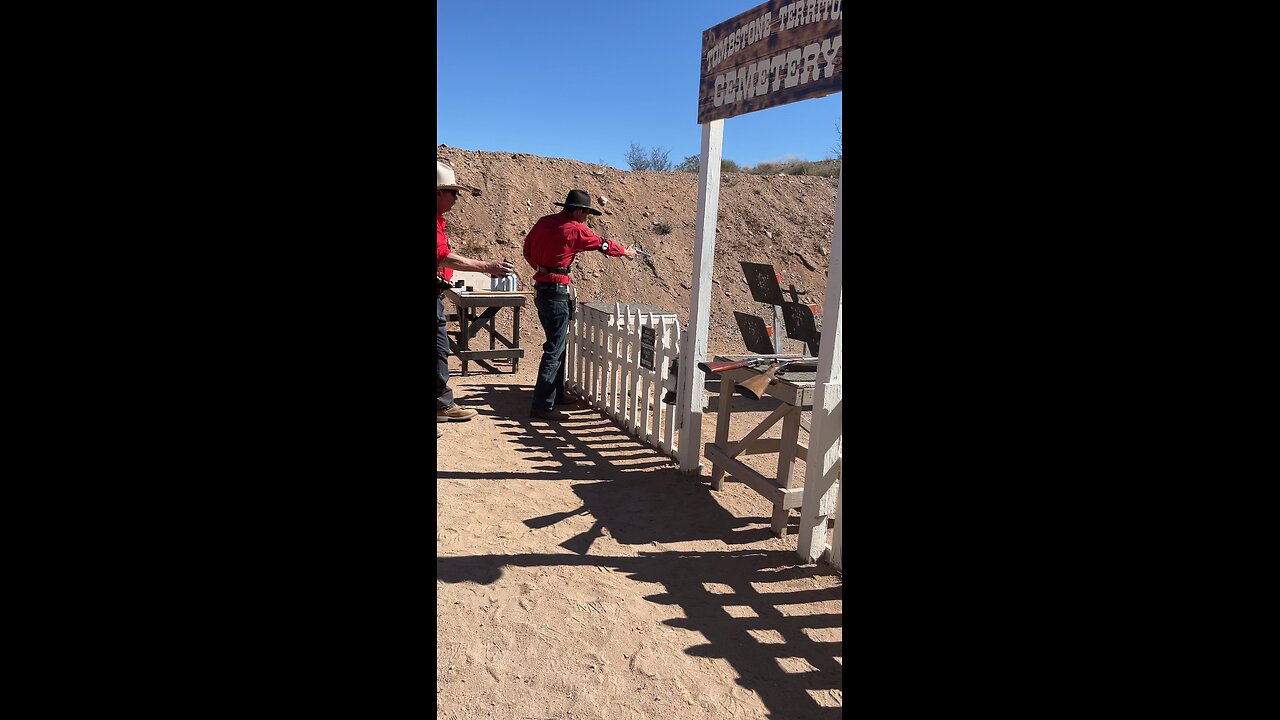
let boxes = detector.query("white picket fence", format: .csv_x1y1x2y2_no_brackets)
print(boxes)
567,301,684,461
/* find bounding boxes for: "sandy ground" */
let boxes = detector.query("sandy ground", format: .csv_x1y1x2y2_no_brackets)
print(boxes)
437,348,842,720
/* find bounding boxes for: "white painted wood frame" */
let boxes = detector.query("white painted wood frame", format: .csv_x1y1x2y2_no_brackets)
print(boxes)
796,170,843,566
676,119,724,473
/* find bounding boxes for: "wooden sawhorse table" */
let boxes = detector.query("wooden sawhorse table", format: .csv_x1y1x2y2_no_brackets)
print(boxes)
443,288,529,375
703,355,816,538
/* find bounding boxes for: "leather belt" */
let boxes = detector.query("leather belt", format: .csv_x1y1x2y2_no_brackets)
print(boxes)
536,265,571,274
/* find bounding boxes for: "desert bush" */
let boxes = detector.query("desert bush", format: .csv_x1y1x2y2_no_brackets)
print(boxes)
624,143,648,170
653,219,673,234
648,147,672,172
744,158,840,177
625,143,673,171
673,156,741,173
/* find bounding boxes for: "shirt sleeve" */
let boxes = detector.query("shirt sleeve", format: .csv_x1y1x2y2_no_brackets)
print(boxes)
574,224,627,257
437,227,449,266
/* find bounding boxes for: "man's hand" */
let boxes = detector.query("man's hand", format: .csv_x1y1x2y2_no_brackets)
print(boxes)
623,247,638,259
486,258,515,277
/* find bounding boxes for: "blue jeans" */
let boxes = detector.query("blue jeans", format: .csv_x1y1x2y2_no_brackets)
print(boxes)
531,282,572,412
437,296,454,410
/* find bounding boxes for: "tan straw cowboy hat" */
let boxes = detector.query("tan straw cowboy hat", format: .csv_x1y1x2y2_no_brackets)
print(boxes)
437,159,480,196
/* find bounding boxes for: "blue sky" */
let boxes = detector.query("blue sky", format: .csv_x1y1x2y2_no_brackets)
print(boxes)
437,0,843,170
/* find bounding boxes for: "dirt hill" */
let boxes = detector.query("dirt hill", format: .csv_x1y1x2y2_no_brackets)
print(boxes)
438,145,839,356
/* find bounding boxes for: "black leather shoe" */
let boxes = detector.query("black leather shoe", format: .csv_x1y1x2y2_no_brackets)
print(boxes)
530,409,572,421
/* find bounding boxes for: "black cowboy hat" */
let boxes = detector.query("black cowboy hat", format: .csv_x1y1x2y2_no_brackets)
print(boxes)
553,189,602,216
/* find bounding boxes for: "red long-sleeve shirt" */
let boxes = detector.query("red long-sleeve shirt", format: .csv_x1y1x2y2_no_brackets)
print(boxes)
522,212,626,285
436,213,453,282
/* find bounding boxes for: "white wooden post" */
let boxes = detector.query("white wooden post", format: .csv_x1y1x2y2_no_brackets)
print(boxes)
624,306,636,428
574,298,584,394
653,316,668,449
663,318,680,454
773,303,784,354
829,457,843,570
797,170,844,564
622,304,634,430
589,310,601,403
638,311,651,441
622,303,637,427
676,119,724,474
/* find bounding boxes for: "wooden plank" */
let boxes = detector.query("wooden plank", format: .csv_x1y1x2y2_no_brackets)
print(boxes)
571,302,582,393
608,306,620,419
579,299,589,397
617,304,628,427
609,308,619,415
597,310,607,408
627,308,639,434
620,309,629,424
612,302,624,420
737,437,807,461
454,290,530,295
586,311,593,404
772,403,804,537
779,485,806,510
704,444,804,523
443,291,528,308
726,404,792,459
704,443,779,501
777,407,803,489
697,0,843,123
453,349,525,361
589,310,600,404
625,304,635,428
798,169,844,564
773,303,784,354
710,377,735,491
603,305,614,416
663,318,679,454
639,312,654,444
512,305,521,373
651,316,666,449
673,319,684,435
830,456,842,571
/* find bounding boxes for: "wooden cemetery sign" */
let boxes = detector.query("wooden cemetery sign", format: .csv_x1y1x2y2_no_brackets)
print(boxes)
698,0,843,123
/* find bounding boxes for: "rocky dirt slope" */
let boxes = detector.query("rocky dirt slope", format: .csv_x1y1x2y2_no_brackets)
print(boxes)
438,146,839,356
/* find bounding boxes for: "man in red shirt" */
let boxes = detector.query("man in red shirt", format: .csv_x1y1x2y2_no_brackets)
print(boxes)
522,189,635,420
437,160,514,432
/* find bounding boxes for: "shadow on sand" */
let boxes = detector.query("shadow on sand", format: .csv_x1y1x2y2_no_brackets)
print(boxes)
440,380,841,718
438,548,842,720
